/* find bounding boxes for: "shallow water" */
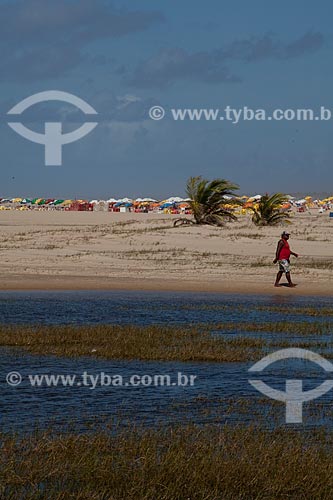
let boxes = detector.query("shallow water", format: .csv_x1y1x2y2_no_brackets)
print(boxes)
1,348,333,433
0,291,332,433
0,290,331,325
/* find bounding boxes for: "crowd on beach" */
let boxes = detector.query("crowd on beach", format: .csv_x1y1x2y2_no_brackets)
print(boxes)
0,194,332,215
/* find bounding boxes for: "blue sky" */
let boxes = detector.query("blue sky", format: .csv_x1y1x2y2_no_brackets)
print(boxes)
0,0,332,198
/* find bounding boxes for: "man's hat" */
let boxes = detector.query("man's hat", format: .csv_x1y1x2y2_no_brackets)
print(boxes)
281,231,290,237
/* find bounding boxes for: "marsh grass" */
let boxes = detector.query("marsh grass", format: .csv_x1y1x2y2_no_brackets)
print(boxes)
0,320,331,361
210,320,332,336
1,424,333,499
177,303,333,317
255,305,333,317
0,324,266,362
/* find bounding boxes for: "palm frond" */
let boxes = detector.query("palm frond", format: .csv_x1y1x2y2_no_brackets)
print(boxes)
251,193,291,226
185,176,239,226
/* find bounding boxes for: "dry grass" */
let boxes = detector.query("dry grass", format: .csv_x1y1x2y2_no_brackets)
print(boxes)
250,257,333,271
230,232,265,239
301,259,333,270
1,424,333,499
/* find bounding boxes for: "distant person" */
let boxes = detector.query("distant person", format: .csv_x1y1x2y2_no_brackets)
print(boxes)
273,231,298,287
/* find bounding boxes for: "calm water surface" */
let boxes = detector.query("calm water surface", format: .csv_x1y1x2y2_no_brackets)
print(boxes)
0,291,332,433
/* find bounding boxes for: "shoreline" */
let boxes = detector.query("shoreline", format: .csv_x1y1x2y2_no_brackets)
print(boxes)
0,275,331,297
0,211,331,298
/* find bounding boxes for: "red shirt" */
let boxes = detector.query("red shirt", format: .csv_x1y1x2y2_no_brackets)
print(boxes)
279,239,291,260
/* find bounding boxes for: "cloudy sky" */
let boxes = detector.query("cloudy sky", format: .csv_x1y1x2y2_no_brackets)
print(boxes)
0,0,332,198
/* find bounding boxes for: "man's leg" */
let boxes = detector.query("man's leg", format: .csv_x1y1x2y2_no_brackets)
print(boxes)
274,271,283,286
286,272,296,287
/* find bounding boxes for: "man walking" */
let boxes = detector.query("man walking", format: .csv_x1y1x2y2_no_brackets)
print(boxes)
273,231,298,287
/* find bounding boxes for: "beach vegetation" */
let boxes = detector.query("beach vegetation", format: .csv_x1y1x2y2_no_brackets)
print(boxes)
250,193,291,226
0,321,331,361
174,176,240,227
2,425,333,499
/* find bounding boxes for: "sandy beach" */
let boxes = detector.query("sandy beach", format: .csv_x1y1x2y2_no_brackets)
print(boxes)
0,210,331,296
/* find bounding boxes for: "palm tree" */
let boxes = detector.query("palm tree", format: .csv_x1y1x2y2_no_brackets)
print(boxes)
174,176,240,227
250,193,291,226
